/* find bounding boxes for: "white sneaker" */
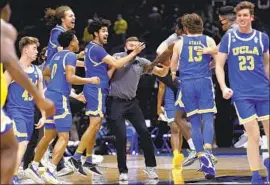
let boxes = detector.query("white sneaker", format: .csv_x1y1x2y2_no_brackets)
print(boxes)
41,169,59,184
119,173,128,181
40,149,51,168
143,167,158,179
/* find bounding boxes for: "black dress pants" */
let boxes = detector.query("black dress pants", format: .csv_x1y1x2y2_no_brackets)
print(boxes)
106,97,156,173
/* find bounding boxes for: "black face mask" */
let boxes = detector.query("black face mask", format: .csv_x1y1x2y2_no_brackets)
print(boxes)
126,49,133,55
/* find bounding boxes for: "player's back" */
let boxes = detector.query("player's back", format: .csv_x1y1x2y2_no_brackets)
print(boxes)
179,35,212,80
226,29,269,100
6,65,40,112
84,41,109,89
46,50,76,97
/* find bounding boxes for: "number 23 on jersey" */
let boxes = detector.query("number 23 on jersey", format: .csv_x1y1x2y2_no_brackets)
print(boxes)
238,55,255,71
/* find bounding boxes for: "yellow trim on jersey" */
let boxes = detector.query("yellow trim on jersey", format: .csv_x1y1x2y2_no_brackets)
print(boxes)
85,88,103,117
11,120,28,137
45,119,54,123
234,102,258,124
198,107,217,114
54,96,70,119
187,109,199,117
258,115,269,121
175,90,185,108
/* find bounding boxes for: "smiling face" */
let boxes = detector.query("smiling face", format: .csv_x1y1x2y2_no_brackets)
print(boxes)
236,8,253,30
62,10,76,30
95,26,109,45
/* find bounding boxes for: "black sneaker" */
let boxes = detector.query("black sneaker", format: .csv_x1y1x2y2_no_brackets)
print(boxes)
67,157,87,176
82,162,103,176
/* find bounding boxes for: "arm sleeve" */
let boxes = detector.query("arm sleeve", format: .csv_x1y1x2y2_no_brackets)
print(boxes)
140,57,151,66
65,53,77,67
262,32,269,53
219,33,229,54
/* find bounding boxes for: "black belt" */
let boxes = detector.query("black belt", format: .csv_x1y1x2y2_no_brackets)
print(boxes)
109,96,135,102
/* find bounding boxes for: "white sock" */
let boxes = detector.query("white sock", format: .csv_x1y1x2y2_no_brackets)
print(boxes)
48,163,56,173
187,139,195,151
32,161,40,171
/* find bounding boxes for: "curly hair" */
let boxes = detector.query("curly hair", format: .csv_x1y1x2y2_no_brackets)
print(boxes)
87,17,111,38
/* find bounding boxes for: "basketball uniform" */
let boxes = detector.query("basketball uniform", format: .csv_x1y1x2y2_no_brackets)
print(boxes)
44,50,77,132
178,35,216,117
84,42,109,117
219,29,269,124
5,65,40,141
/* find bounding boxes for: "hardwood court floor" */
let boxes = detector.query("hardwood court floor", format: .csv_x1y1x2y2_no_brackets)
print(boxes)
57,155,268,184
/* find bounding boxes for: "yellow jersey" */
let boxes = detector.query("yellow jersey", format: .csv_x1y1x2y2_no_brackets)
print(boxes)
0,63,8,107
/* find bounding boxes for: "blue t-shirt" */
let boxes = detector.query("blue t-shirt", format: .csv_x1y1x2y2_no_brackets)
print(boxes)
84,42,109,89
219,29,269,101
46,50,77,96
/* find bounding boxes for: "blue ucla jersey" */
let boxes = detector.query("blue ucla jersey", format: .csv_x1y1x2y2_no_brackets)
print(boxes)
219,29,269,101
84,42,109,89
179,35,212,80
46,50,77,96
44,25,66,69
6,65,40,112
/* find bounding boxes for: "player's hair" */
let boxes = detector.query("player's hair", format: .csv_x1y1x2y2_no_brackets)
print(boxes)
181,13,203,34
19,36,40,52
87,17,111,38
57,30,75,48
234,1,255,16
0,0,10,9
219,6,236,22
44,6,72,25
126,36,139,43
38,46,48,62
176,16,184,30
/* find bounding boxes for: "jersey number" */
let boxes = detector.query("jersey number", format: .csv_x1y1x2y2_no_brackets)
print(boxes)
22,79,33,101
238,56,254,71
51,64,57,79
188,46,202,62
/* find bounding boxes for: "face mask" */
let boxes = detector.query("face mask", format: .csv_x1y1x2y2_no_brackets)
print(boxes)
126,49,133,54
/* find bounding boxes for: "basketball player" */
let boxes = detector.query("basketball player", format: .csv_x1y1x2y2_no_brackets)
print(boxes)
43,5,84,71
156,17,197,167
67,18,145,176
170,14,217,179
25,31,99,184
216,1,269,184
4,37,45,184
0,1,55,184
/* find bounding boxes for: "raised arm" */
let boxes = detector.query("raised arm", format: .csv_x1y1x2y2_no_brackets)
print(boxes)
103,42,145,68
